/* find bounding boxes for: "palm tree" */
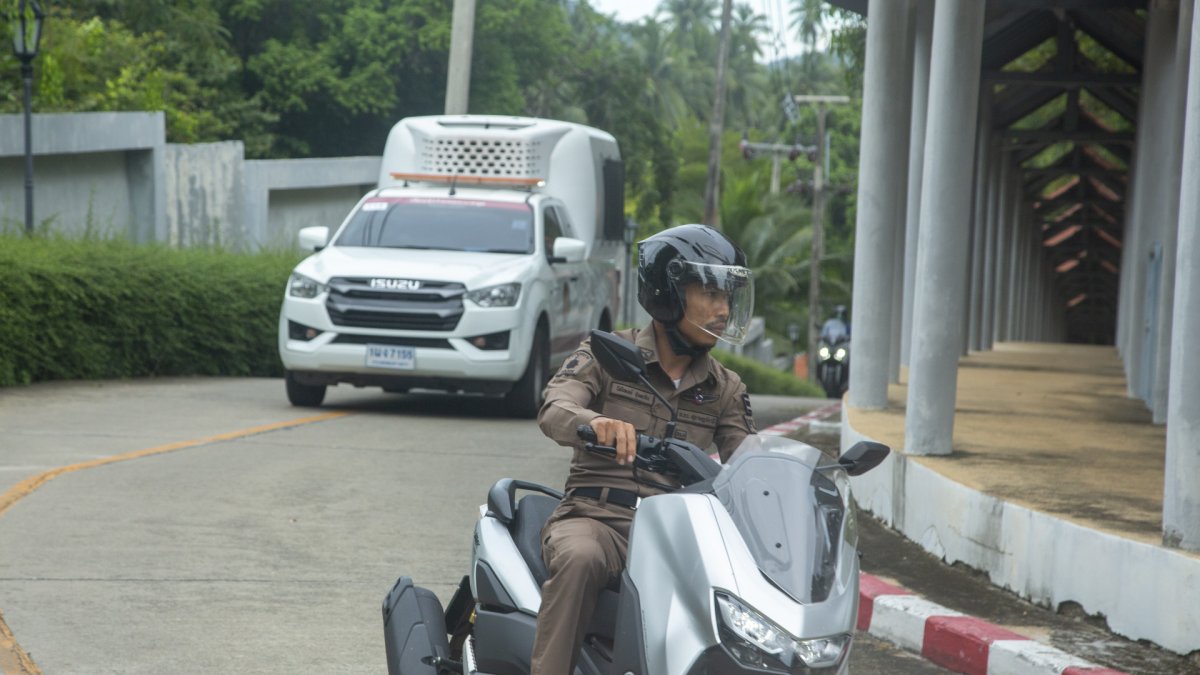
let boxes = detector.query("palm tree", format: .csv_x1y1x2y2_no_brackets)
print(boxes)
658,0,719,58
790,0,829,80
630,18,691,127
720,168,814,325
789,0,827,52
727,4,769,129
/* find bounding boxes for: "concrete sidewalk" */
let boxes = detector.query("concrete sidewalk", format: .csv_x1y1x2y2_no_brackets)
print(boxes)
842,342,1200,661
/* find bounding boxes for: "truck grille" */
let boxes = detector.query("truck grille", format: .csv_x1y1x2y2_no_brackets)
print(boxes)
325,277,465,331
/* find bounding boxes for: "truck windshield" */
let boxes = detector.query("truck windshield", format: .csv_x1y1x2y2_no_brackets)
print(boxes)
335,197,535,254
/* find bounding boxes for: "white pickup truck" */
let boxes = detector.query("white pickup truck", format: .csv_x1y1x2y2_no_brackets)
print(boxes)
277,115,625,416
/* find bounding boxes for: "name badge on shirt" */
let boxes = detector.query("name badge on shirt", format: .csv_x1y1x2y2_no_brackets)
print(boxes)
678,409,717,428
610,382,654,405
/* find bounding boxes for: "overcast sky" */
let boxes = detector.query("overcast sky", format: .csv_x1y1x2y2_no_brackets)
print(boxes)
586,0,812,62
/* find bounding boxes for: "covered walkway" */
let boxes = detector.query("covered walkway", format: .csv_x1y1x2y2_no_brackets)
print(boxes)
835,0,1200,656
850,341,1169,544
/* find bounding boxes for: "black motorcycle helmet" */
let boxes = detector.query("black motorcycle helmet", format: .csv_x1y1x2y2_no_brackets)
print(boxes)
637,224,754,348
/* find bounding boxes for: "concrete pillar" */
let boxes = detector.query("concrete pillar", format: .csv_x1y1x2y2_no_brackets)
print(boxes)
848,0,915,410
901,0,935,368
890,7,921,384
1002,193,1021,342
904,0,986,456
991,154,1012,345
980,145,1000,350
1151,0,1194,422
969,95,992,352
1124,1,1180,400
1165,0,1200,552
1001,168,1021,342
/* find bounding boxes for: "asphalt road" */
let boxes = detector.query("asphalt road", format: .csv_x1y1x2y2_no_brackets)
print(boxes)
0,378,942,673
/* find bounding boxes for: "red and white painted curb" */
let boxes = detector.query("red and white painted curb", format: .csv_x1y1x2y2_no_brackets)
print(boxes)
758,401,843,436
858,574,1127,675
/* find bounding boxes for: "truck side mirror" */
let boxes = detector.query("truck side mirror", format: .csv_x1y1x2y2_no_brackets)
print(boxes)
551,237,587,263
298,226,330,252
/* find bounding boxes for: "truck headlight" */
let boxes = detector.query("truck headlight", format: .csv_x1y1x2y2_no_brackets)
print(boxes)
714,592,849,669
465,282,521,307
818,346,831,360
288,273,327,299
834,347,847,362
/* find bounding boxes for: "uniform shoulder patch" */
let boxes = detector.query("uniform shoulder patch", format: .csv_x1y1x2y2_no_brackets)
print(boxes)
558,350,594,377
742,393,757,433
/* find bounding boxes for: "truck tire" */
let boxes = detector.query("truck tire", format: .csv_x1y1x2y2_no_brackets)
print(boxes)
505,326,549,418
285,371,326,407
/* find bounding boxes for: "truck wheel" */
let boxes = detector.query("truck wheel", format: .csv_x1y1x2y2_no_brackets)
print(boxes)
505,326,549,418
285,371,326,407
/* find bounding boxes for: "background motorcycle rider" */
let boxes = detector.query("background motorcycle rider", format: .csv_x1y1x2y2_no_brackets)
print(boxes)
820,304,850,344
533,224,758,674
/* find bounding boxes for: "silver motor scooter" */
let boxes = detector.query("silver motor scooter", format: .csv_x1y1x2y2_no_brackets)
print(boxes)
383,329,889,675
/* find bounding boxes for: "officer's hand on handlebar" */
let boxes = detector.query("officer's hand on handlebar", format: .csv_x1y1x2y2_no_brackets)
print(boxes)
589,416,637,466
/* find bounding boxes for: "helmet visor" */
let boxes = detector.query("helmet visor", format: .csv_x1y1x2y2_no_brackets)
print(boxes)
671,261,755,345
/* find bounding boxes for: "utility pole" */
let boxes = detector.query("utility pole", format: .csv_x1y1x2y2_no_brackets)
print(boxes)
795,95,849,381
737,138,816,194
702,0,735,228
444,0,476,114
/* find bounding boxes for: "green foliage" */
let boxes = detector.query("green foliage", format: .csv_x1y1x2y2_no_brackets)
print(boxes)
711,348,823,397
0,235,300,387
2,0,864,356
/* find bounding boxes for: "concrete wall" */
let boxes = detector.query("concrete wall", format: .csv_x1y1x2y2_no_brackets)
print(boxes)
0,111,380,250
244,157,379,250
164,142,245,248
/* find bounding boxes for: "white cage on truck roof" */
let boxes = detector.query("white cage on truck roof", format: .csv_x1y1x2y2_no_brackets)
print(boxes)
378,115,625,250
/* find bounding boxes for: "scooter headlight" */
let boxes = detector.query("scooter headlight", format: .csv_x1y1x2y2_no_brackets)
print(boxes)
818,346,831,360
834,347,847,362
714,592,850,669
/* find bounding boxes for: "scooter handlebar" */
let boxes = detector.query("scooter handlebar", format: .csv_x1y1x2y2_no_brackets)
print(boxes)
576,425,664,469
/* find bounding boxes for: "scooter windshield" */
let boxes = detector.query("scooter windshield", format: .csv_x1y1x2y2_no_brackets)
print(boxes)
713,436,851,604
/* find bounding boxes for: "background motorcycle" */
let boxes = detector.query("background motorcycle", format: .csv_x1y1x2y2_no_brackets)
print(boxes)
816,337,850,399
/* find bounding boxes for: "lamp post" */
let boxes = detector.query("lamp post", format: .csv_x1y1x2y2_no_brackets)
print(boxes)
787,322,801,374
12,0,46,236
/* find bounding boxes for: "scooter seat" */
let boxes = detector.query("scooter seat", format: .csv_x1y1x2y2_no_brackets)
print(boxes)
513,495,621,642
513,493,559,586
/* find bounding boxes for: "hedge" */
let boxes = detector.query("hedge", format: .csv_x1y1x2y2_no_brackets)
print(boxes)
1,235,826,398
0,235,299,386
710,349,826,398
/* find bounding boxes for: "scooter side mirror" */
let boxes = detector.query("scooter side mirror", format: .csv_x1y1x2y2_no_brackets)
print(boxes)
838,441,890,476
589,329,647,383
589,329,682,441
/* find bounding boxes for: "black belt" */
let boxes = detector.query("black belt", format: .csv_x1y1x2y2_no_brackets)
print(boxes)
570,486,640,510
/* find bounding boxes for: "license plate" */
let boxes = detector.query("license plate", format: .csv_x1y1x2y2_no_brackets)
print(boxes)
365,344,415,370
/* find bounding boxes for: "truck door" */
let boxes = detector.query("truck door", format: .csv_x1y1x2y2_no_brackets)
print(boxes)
552,206,591,340
542,205,580,362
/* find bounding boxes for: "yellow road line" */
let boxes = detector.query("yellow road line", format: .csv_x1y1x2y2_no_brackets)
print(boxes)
0,410,351,674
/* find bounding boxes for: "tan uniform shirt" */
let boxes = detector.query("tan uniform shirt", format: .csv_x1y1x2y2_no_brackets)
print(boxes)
537,324,756,498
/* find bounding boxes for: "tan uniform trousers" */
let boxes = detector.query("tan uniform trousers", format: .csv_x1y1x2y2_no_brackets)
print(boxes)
530,494,634,675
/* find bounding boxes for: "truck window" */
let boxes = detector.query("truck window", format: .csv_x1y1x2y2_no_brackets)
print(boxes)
543,206,563,260
552,206,576,238
336,198,534,254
